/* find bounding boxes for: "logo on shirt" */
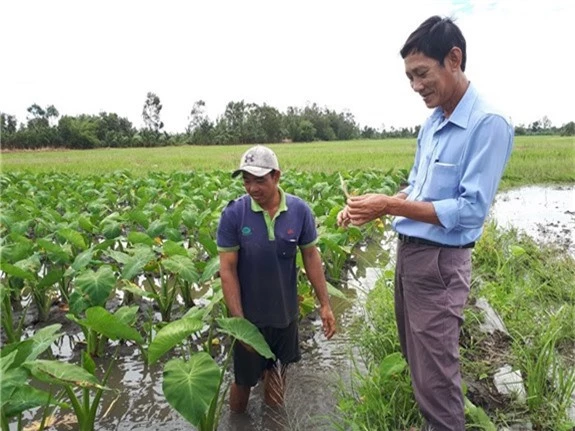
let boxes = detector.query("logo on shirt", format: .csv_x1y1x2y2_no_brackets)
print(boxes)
241,226,252,236
287,228,295,235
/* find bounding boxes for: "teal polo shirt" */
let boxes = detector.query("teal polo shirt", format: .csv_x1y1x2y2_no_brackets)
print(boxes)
217,188,318,328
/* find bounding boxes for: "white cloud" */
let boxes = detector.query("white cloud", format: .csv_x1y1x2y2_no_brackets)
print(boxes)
1,0,573,133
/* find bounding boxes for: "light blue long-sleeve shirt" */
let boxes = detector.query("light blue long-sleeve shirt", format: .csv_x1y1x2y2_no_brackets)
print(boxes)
392,83,514,246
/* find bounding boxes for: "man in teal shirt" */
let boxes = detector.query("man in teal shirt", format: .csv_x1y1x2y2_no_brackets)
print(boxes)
338,16,514,431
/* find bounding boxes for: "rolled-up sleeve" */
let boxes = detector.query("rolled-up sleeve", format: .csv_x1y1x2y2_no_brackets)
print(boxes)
433,115,513,232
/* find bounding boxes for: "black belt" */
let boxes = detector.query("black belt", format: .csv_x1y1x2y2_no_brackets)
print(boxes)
398,233,475,249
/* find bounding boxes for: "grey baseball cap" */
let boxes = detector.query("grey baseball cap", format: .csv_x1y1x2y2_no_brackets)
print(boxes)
232,145,280,177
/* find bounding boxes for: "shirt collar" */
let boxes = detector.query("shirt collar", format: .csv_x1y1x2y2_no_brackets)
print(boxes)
250,187,288,213
432,82,478,129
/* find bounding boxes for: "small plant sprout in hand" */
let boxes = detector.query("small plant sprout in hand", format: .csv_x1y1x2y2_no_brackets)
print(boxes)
339,173,350,200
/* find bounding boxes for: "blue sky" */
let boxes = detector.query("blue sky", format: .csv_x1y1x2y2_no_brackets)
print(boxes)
1,0,573,133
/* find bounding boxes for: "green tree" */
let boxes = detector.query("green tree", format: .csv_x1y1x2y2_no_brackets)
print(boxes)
187,100,215,145
27,104,59,129
297,120,316,142
0,113,18,134
303,103,335,141
187,100,208,133
16,103,60,148
0,113,18,149
58,115,100,149
254,104,283,143
540,115,552,132
515,124,527,135
222,100,250,143
142,92,164,132
560,121,575,136
361,126,378,139
96,112,135,147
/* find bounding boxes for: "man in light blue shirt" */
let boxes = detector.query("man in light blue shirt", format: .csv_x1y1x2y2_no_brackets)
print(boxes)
338,16,513,431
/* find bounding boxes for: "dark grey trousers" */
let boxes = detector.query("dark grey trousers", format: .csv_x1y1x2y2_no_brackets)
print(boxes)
395,241,472,431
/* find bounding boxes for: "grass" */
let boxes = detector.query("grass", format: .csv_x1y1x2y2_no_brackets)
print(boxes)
1,136,573,189
338,224,575,430
466,224,575,429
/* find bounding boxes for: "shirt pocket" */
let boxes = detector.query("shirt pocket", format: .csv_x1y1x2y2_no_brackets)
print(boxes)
276,238,298,259
424,163,460,200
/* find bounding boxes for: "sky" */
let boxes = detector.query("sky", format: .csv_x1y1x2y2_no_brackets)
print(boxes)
1,0,574,133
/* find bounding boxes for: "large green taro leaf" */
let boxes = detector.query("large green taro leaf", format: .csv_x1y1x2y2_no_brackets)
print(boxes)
69,266,116,314
24,359,105,389
216,317,275,360
68,306,144,344
162,255,199,284
2,385,62,418
162,353,220,428
85,306,143,343
148,316,203,365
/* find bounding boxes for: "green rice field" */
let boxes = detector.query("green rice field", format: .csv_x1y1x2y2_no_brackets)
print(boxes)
2,136,573,189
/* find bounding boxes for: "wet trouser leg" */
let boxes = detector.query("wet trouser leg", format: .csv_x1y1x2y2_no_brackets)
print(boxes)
395,242,472,431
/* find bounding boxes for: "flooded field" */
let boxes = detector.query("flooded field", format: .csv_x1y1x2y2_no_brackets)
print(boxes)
490,184,575,257
15,185,575,431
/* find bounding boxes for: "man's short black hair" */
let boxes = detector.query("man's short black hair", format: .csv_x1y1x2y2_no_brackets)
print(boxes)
400,16,467,72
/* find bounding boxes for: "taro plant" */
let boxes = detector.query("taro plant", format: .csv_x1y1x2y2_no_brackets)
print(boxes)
113,235,220,323
67,305,145,358
295,249,348,319
6,312,140,431
36,236,73,304
28,305,146,431
0,324,64,431
0,231,62,323
1,250,63,323
147,304,274,431
0,316,132,431
23,352,110,431
121,238,200,322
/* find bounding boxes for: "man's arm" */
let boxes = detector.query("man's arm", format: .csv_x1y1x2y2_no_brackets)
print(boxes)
218,251,243,318
300,245,336,339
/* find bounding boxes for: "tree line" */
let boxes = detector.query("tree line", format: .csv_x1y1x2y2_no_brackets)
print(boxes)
1,92,573,150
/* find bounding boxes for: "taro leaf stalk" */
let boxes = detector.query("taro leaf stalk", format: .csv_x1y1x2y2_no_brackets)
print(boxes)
0,282,30,344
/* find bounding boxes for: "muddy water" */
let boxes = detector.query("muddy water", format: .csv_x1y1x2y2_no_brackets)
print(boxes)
21,240,390,431
93,245,391,431
489,184,575,256
20,185,575,430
